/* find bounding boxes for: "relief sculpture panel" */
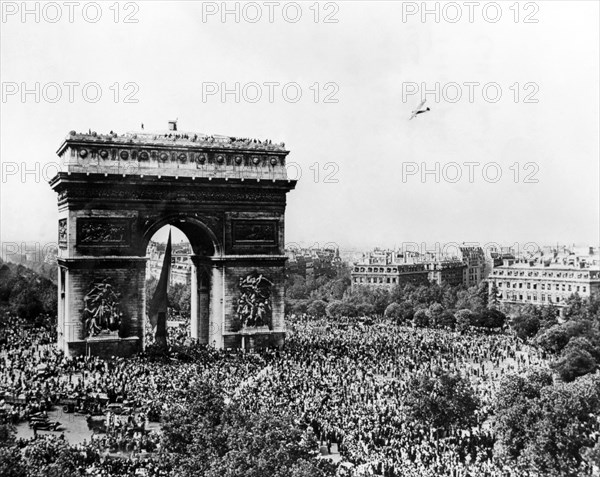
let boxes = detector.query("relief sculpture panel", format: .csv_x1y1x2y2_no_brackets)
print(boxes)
77,218,131,246
232,220,278,246
236,272,273,330
82,281,123,338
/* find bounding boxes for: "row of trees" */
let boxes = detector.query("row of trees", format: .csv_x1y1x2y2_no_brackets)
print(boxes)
286,265,507,331
510,295,600,382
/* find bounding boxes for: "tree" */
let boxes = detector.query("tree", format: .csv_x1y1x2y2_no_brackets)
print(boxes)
161,381,226,473
204,407,335,477
552,346,597,382
0,446,27,477
436,310,456,329
494,370,600,476
22,436,90,477
563,293,586,320
398,301,415,323
476,280,489,309
489,281,500,308
493,368,553,462
161,380,336,477
511,308,541,341
455,285,485,313
306,299,327,318
384,302,403,321
292,300,309,315
168,283,191,315
455,309,473,332
535,320,591,355
404,371,479,432
412,308,430,328
286,275,308,300
427,303,444,327
325,301,357,318
480,308,506,329
356,303,376,316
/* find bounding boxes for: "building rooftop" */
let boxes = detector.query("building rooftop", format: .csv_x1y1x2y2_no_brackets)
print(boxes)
53,129,292,181
59,130,287,155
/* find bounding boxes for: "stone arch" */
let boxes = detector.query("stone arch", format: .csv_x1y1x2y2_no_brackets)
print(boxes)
140,214,222,257
50,130,295,356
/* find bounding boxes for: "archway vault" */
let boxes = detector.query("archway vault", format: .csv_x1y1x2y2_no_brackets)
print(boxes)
50,130,296,357
141,213,220,257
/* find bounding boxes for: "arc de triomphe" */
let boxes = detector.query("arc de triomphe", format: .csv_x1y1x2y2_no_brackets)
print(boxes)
50,129,296,357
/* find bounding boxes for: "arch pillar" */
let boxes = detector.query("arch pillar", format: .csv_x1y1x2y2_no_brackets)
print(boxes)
190,255,211,344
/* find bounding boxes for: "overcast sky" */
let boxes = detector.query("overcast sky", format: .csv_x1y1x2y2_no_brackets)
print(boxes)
1,1,598,250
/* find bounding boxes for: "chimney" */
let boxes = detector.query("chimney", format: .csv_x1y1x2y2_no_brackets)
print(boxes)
168,120,178,131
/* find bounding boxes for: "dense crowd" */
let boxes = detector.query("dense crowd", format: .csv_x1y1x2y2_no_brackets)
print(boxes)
1,308,592,476
236,315,546,476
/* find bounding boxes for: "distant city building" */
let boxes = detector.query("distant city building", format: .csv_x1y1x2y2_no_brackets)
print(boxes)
351,248,429,287
350,245,486,288
426,260,467,287
488,247,600,315
285,247,342,279
147,241,192,286
458,246,487,287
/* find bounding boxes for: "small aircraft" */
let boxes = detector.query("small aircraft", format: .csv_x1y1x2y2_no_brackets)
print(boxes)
409,99,430,120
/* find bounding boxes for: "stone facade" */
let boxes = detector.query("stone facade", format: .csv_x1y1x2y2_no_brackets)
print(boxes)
50,130,296,357
351,248,471,288
488,253,600,315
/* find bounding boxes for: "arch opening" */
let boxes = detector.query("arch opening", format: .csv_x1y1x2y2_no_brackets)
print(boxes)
144,222,212,348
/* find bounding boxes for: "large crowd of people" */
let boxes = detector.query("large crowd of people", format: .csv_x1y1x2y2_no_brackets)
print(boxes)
1,306,593,476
